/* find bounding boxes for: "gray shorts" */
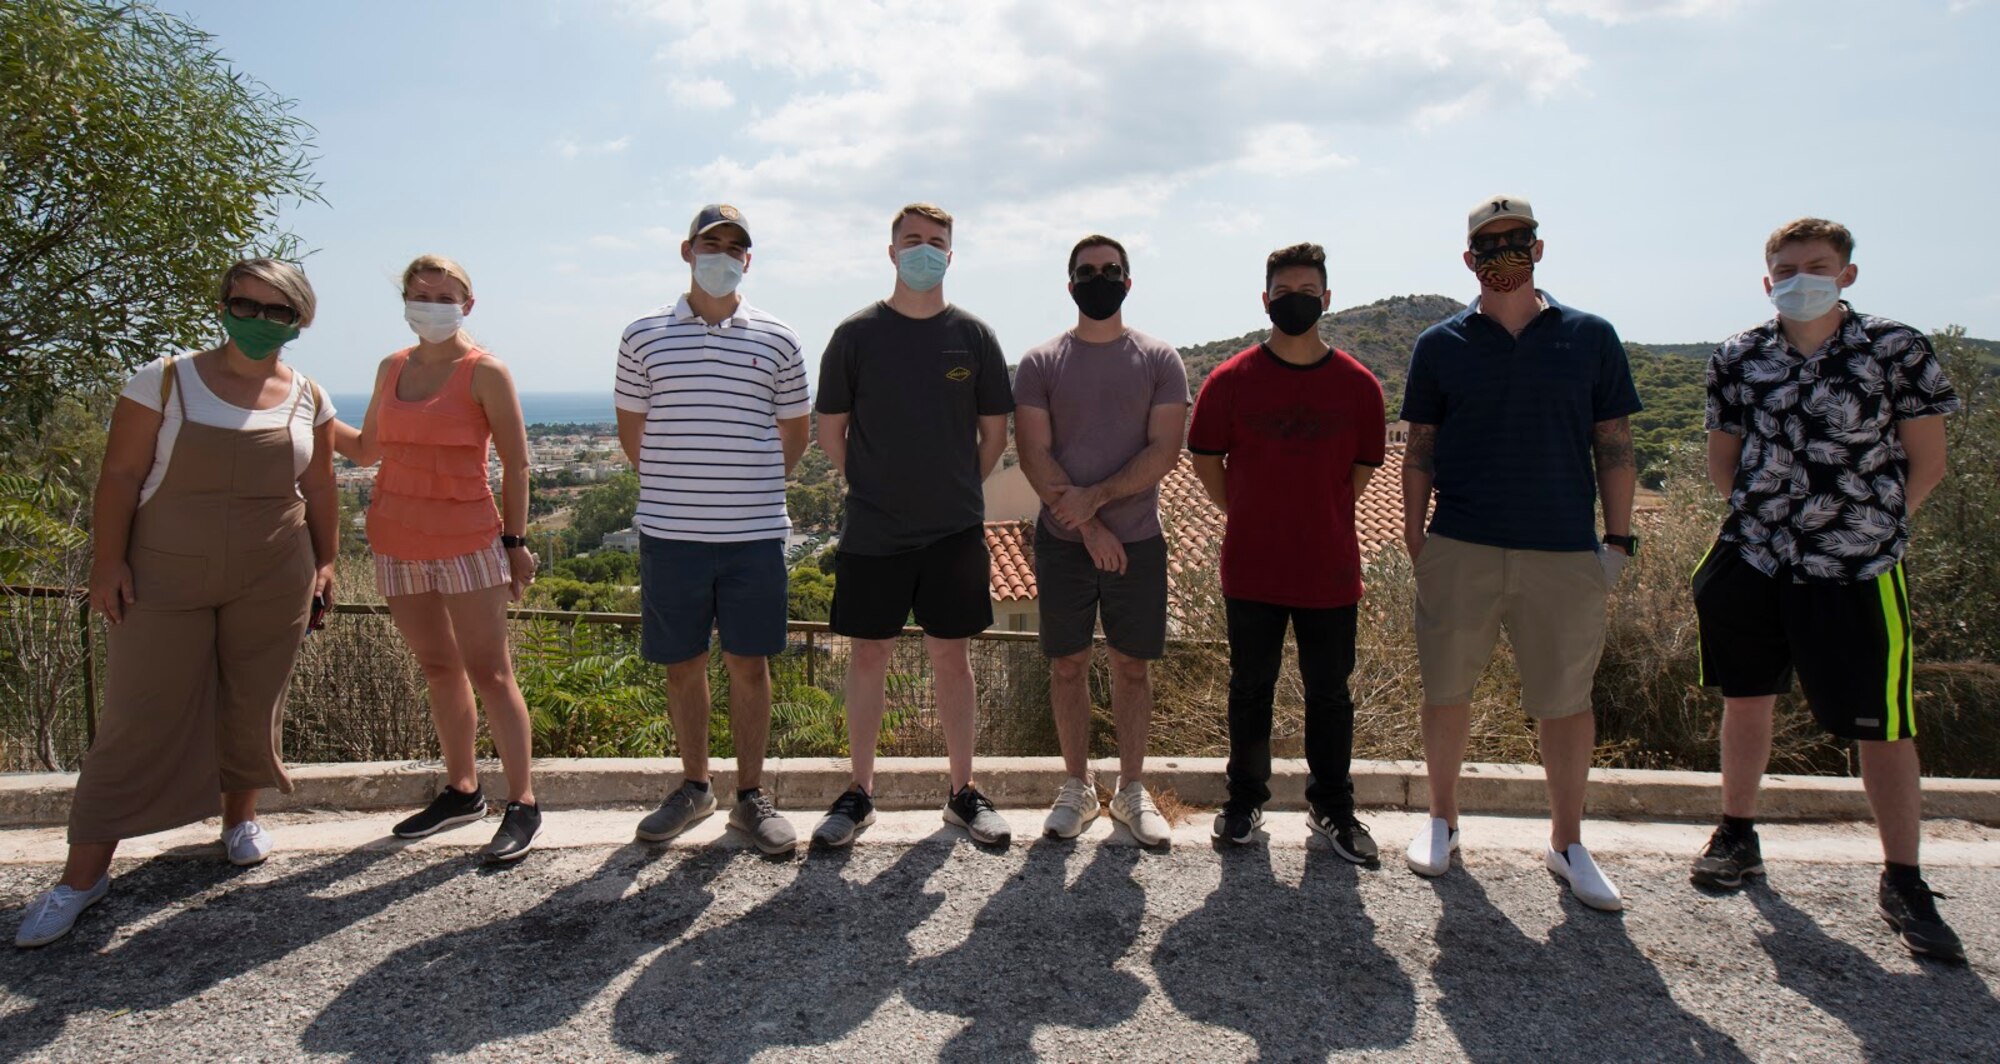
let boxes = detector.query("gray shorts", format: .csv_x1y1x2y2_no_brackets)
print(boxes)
1034,527,1168,660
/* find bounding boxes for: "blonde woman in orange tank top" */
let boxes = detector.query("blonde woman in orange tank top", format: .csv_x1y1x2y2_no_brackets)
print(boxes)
331,255,542,864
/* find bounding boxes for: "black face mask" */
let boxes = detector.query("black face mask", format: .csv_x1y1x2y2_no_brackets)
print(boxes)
1070,276,1128,321
1266,291,1324,337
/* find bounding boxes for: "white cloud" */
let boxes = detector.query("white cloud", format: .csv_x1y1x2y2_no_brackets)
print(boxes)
1234,124,1356,176
668,76,735,109
613,1,1720,268
554,134,634,160
1545,0,1739,24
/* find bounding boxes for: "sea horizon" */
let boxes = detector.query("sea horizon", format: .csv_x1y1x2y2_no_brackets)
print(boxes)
327,391,617,427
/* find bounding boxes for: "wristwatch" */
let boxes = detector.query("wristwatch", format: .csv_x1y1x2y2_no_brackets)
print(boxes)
1603,532,1637,555
500,534,526,549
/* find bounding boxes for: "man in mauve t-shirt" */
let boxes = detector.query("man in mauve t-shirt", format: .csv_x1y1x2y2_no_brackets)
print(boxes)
1187,242,1386,862
1014,234,1188,847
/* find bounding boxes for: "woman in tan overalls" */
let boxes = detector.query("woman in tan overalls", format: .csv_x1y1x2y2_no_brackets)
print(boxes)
14,258,339,949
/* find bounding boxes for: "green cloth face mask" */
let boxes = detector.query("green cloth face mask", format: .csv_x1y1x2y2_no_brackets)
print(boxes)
221,312,300,360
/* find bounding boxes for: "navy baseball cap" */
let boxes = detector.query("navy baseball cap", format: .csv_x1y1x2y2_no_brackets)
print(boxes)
688,203,752,246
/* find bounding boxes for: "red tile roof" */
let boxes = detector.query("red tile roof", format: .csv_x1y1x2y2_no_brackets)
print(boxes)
985,445,1409,606
985,520,1037,602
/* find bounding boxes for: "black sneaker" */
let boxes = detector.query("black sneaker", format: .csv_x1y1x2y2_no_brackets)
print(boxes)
811,786,877,849
393,786,487,839
1211,803,1262,845
944,784,1012,846
479,802,542,865
1309,809,1379,864
1879,874,1965,962
1690,824,1765,890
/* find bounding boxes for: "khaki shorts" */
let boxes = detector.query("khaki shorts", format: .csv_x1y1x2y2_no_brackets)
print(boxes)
1413,534,1611,719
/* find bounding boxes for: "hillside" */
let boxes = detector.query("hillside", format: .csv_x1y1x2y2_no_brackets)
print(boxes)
1177,294,1462,413
1173,297,1994,487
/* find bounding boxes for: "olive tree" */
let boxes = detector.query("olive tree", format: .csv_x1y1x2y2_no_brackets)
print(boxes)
0,0,321,441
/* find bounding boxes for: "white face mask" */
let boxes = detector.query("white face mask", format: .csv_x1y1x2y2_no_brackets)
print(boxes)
403,300,465,343
693,253,744,298
1769,272,1841,323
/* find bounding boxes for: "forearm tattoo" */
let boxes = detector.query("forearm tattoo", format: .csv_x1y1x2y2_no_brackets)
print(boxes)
1405,424,1438,475
1592,418,1636,472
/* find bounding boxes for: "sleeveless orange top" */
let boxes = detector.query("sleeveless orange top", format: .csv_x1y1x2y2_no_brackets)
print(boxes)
366,348,501,560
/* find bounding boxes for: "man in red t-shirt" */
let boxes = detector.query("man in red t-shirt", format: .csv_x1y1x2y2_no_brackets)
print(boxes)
1187,242,1387,861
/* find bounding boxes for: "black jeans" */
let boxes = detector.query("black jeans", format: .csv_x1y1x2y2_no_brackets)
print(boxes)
1224,597,1358,816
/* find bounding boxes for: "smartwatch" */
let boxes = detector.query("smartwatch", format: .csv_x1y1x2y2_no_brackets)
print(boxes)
1602,532,1637,556
500,534,526,549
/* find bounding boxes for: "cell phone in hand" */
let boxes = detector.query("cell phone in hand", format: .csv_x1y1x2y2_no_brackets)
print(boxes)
306,594,328,636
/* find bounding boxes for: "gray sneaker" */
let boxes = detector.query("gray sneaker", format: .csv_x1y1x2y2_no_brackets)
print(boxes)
728,790,797,855
635,780,717,842
812,786,876,848
15,875,109,948
945,784,1012,846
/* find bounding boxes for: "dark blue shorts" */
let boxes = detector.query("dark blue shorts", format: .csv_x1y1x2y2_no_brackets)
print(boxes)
638,536,787,664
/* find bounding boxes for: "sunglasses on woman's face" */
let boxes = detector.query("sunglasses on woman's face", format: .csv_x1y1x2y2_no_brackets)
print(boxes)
224,296,301,326
1071,262,1127,284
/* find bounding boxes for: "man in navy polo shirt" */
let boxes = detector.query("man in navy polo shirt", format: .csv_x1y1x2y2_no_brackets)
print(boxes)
1399,195,1642,911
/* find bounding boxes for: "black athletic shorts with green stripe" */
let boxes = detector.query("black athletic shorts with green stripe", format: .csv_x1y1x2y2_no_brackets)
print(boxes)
1691,542,1916,742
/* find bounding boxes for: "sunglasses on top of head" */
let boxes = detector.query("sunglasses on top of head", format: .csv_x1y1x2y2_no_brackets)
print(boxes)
224,296,301,326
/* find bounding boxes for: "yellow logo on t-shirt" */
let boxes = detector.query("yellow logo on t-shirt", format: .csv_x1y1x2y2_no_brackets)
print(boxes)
945,366,971,381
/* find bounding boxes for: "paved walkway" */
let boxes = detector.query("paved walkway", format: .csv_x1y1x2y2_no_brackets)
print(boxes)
1,810,1996,1062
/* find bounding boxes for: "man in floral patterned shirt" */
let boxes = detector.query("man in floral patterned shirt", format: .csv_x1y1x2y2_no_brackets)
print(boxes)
1691,217,1962,961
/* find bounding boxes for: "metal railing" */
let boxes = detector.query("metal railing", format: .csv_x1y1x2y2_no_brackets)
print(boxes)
0,586,1095,773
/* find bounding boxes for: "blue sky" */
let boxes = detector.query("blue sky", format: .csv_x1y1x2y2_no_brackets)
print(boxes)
172,0,1998,393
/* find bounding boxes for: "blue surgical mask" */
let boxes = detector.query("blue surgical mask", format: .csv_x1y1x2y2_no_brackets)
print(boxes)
692,253,744,299
1770,272,1841,322
896,244,949,292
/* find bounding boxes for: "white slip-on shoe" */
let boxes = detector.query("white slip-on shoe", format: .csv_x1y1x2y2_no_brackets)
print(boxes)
1109,778,1171,848
223,820,273,867
1547,843,1624,912
1406,816,1459,877
1043,776,1100,839
15,875,110,948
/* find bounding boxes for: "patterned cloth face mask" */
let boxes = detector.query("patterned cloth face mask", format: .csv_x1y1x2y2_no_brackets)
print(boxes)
1470,228,1537,293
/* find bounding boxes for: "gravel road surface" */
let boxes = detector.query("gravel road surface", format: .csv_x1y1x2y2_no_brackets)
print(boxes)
1,811,1995,1062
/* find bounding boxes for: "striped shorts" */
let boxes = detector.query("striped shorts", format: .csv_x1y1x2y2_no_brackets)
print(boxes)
374,542,512,599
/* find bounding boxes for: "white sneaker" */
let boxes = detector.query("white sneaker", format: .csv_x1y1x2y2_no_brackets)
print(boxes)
15,875,110,948
1042,776,1100,839
223,821,273,867
1406,816,1459,877
1546,843,1624,911
1109,778,1171,848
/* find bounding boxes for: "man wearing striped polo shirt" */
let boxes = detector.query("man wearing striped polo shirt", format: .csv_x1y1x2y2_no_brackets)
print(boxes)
615,204,811,855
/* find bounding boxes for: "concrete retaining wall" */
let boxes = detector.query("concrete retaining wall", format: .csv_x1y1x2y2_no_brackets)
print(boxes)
4,757,1998,827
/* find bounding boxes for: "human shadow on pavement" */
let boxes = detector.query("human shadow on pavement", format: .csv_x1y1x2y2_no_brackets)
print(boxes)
611,836,956,1061
900,838,1148,1061
1748,885,2000,1061
0,846,469,1063
302,844,729,1060
1153,844,1417,1062
1429,871,1749,1062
